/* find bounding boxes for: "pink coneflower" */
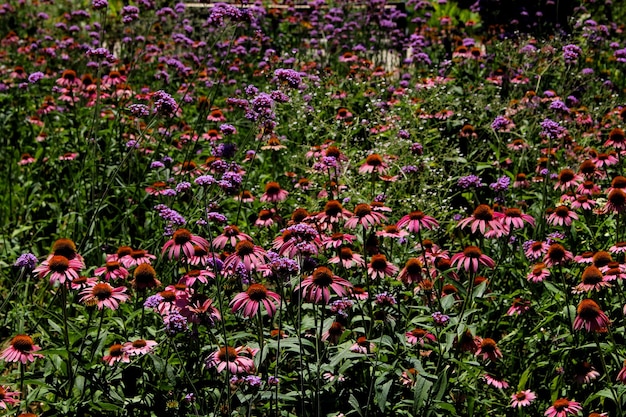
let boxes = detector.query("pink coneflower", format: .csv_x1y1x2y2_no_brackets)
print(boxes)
483,373,509,389
507,138,529,151
18,153,35,165
574,299,610,332
230,283,280,318
121,249,156,268
344,203,386,229
181,294,221,325
457,204,504,237
59,152,79,161
162,228,210,260
398,258,424,285
513,173,530,188
223,240,267,273
604,189,626,214
255,209,275,227
212,225,253,250
555,168,583,191
571,195,596,211
336,107,353,121
574,251,595,264
0,385,20,410
187,245,214,266
102,343,130,366
547,205,579,227
510,390,536,408
573,265,609,293
322,232,357,249
56,69,80,88
544,398,582,417
181,269,214,286
405,328,436,346
593,152,619,168
376,225,409,240
451,246,495,273
33,255,83,285
543,243,573,267
400,368,418,387
94,261,129,281
321,321,345,344
507,298,531,315
207,108,226,122
329,247,365,269
396,210,439,233
123,339,158,356
367,254,399,279
131,263,161,291
500,207,536,229
260,182,289,203
602,262,626,281
609,241,626,254
574,361,600,384
350,336,375,354
358,154,388,175
298,266,352,304
316,200,353,228
235,190,255,203
80,281,130,310
0,334,43,364
475,337,502,361
605,127,626,149
527,263,551,283
206,346,256,374
69,276,97,290
145,181,172,196
525,240,549,260
577,180,601,196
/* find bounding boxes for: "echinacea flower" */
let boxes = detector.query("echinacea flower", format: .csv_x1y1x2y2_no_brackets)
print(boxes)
33,255,84,285
500,208,536,229
0,385,20,409
350,336,375,354
457,204,504,237
483,373,509,389
510,390,536,408
344,203,386,229
315,200,353,227
120,249,156,268
544,398,582,417
80,281,129,310
94,261,129,281
543,243,573,267
396,210,439,233
358,154,388,174
405,328,436,346
260,181,289,203
212,225,253,250
102,343,131,366
321,321,344,344
604,189,626,214
223,240,268,273
367,254,399,279
547,205,579,226
328,247,365,269
451,246,495,273
573,361,600,384
206,346,256,374
298,266,352,304
131,263,161,291
230,283,281,318
573,265,610,293
555,168,583,191
475,337,502,361
162,228,210,260
574,299,610,332
507,298,531,315
123,339,158,356
376,225,409,240
0,334,43,364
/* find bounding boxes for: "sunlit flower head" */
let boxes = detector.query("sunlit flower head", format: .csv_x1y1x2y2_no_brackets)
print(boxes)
162,228,210,260
544,398,582,417
123,339,157,356
358,154,388,174
230,283,280,318
206,346,256,374
574,299,610,332
555,168,583,191
344,203,386,229
457,204,504,237
0,334,43,364
316,200,353,228
102,343,130,366
396,210,439,233
510,390,536,408
33,255,83,285
80,281,129,310
298,266,352,304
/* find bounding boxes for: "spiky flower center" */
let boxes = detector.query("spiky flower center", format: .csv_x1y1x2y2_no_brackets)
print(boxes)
558,169,575,182
547,244,566,261
370,254,388,270
134,264,157,283
328,321,343,336
264,182,281,195
581,266,603,285
116,246,132,257
463,246,483,258
109,344,124,357
48,255,70,272
354,203,372,217
247,284,268,301
365,154,382,166
405,258,423,274
312,267,333,287
576,299,601,319
235,240,255,256
160,290,176,302
504,208,521,217
106,261,121,271
480,338,497,352
554,205,571,217
218,346,238,362
612,176,626,189
593,251,613,267
92,283,113,300
324,200,343,216
473,204,493,221
52,238,77,259
11,335,34,352
339,247,354,259
132,339,147,349
608,189,626,206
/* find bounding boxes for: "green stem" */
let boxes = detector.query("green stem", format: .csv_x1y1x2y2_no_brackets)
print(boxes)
60,285,74,398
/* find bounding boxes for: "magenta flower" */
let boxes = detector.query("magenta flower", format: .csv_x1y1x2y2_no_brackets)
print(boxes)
475,337,502,361
223,240,268,273
260,181,289,203
33,255,84,285
162,228,210,260
544,398,582,417
80,281,130,310
230,283,281,318
405,328,436,346
94,261,129,281
450,246,495,273
500,207,535,229
574,299,610,332
457,204,504,236
298,266,352,304
367,254,399,279
206,346,256,374
212,225,253,250
344,203,386,229
0,385,20,410
328,247,365,269
316,200,353,229
123,339,158,356
547,205,579,226
0,334,43,364
358,154,388,174
396,210,439,232
102,343,131,366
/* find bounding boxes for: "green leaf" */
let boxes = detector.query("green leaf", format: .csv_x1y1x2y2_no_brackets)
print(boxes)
376,379,393,413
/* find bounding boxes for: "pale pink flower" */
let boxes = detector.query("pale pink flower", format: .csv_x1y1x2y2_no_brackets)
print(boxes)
322,232,357,249
0,385,20,410
547,205,579,226
376,225,409,240
396,210,439,232
510,390,536,408
260,182,289,203
543,243,573,267
544,398,582,417
102,343,130,366
120,249,156,268
525,240,549,260
212,225,253,250
206,346,256,374
367,254,399,279
123,339,158,356
350,336,375,354
344,203,386,229
0,335,43,364
457,204,504,236
450,246,495,273
483,374,509,389
33,255,84,285
527,263,550,283
181,269,215,286
328,247,365,269
555,169,583,191
398,258,424,285
500,207,535,229
405,328,436,346
94,261,129,281
298,266,352,304
358,154,388,174
81,281,129,309
475,337,502,361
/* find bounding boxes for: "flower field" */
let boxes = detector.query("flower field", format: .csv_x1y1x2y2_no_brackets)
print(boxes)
2,0,626,416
